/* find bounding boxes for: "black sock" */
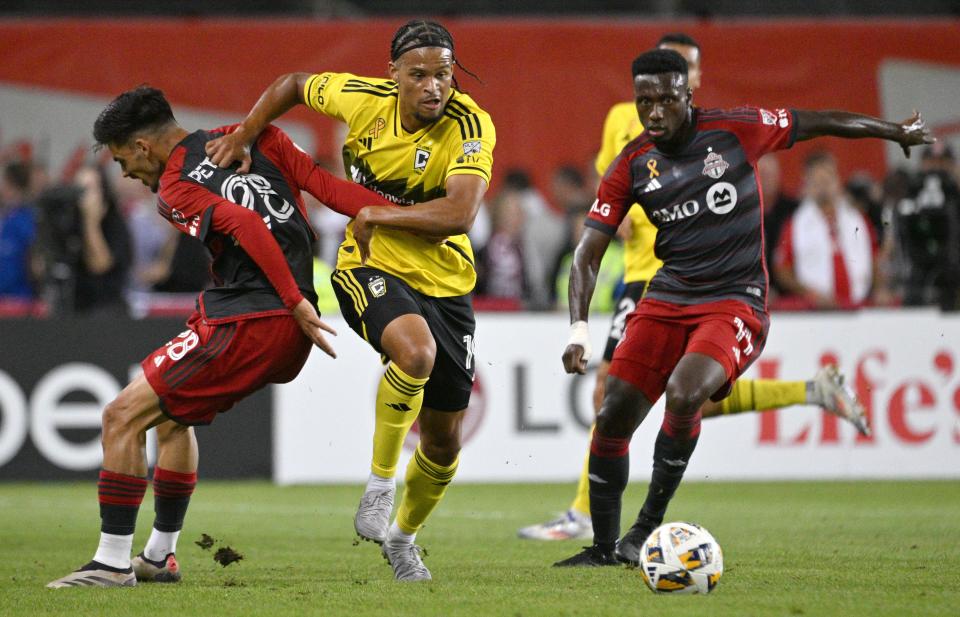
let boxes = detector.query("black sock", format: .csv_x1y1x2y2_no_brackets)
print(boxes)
635,428,700,529
152,467,197,532
98,470,147,535
588,434,631,552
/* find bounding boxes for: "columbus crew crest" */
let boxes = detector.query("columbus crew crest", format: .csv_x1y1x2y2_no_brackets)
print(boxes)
414,147,431,172
702,150,729,179
368,276,387,298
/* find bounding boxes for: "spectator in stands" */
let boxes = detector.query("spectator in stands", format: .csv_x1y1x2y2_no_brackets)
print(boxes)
892,145,960,310
0,160,38,300
757,153,798,297
72,165,132,316
774,151,879,309
501,168,565,310
548,164,596,301
476,189,526,301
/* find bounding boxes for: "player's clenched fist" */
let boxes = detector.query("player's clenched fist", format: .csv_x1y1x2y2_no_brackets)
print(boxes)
562,321,592,374
205,127,254,173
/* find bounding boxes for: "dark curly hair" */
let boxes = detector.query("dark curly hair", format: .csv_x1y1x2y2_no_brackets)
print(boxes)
93,85,176,149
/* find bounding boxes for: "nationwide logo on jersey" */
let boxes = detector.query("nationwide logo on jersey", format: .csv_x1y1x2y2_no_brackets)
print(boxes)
414,147,431,173
368,276,387,297
702,149,729,179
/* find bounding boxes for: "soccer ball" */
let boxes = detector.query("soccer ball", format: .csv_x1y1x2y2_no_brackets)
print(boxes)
639,522,723,594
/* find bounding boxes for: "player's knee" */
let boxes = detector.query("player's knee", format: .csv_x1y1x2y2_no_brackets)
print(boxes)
595,382,642,437
394,343,436,378
664,382,709,417
101,397,136,442
155,421,190,446
420,434,461,467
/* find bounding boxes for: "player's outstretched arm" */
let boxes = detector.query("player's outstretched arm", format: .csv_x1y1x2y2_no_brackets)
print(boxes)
794,109,934,158
351,174,487,263
562,227,612,375
205,72,312,172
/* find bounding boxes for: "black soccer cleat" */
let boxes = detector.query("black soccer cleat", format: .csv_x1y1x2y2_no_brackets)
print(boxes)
614,521,655,566
552,545,620,567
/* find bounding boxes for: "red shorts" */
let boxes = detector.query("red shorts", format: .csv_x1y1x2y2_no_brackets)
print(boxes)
142,312,312,426
608,298,769,404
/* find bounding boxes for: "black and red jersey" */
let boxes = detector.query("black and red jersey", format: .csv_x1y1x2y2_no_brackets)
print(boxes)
587,106,798,312
157,124,392,323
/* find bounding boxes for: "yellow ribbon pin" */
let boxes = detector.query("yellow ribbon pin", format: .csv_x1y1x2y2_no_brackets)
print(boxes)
647,159,660,179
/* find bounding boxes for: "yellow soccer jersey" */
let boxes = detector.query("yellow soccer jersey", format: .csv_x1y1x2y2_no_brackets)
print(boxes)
595,101,661,284
303,72,495,297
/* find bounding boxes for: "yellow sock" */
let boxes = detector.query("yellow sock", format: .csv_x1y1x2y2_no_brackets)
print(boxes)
718,379,807,415
569,425,594,516
371,364,428,478
396,445,458,534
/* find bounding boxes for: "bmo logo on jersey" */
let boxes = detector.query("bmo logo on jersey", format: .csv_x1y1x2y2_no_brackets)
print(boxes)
221,173,294,224
706,182,738,215
589,199,612,217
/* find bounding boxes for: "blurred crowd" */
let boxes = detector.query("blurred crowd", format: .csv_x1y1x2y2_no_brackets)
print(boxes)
1,143,958,318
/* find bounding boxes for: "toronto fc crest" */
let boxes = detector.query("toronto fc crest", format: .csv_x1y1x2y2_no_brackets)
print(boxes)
702,150,729,179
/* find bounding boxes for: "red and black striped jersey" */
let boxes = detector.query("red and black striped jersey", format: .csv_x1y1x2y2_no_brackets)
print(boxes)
587,106,797,312
157,124,391,323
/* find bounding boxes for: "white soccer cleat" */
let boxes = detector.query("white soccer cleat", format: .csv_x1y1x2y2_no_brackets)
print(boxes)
814,364,871,437
354,486,395,544
381,539,432,582
517,509,593,541
46,561,136,588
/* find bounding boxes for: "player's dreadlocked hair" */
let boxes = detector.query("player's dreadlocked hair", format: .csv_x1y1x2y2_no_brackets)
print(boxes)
389,19,481,87
656,32,700,51
93,85,176,149
631,49,688,80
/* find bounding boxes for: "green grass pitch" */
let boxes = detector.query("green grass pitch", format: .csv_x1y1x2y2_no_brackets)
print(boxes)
1,480,958,616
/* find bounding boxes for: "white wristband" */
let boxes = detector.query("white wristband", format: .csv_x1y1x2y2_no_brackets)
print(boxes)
567,320,592,363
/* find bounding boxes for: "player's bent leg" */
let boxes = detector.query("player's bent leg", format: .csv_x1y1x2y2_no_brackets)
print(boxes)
383,407,463,581
355,314,436,544
133,421,197,583
617,353,727,566
555,377,652,567
48,374,165,589
700,366,869,435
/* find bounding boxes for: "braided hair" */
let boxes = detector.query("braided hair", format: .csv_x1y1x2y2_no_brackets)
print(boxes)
389,19,481,87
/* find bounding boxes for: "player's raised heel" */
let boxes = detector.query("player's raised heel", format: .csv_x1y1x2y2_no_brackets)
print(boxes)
46,561,136,588
131,552,181,583
382,540,432,581
553,545,620,567
814,364,871,436
354,486,395,544
517,509,593,541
